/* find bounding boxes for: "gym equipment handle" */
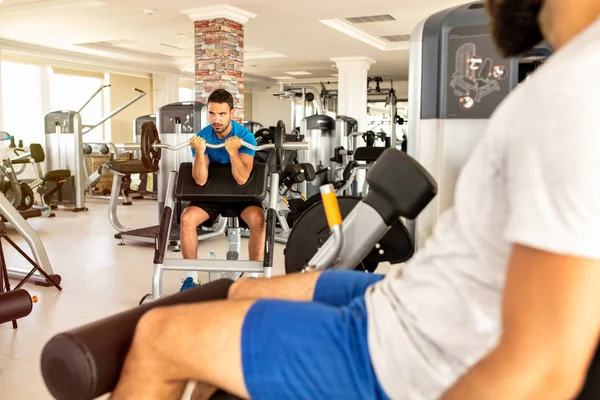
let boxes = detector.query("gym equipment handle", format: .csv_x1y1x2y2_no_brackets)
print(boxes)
303,184,344,272
155,140,308,152
138,119,303,172
122,140,308,153
320,184,342,228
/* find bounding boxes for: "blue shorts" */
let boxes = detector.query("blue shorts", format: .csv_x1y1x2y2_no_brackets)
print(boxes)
241,270,389,400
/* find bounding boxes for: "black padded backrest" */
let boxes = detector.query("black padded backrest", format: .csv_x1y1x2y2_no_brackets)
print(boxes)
29,144,45,163
175,162,268,203
354,147,386,162
254,149,296,173
364,149,437,224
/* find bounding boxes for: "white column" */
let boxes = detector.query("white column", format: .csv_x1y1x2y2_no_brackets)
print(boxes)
331,57,375,132
152,74,180,111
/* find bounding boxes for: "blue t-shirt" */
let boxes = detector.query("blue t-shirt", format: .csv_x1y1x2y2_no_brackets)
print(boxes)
191,120,256,164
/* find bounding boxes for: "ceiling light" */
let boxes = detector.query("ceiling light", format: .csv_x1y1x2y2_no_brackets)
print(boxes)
285,71,313,76
271,76,297,80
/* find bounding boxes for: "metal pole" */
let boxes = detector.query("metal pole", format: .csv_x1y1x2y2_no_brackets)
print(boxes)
78,85,110,114
82,88,146,135
390,87,398,149
301,88,307,122
73,113,86,211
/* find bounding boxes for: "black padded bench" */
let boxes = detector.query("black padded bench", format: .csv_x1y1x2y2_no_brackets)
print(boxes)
353,146,386,163
104,159,154,175
175,162,268,203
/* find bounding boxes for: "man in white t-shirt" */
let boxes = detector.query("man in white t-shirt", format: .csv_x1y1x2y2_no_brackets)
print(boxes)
111,1,600,399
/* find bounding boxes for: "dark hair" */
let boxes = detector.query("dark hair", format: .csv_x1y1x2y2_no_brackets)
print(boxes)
207,89,234,110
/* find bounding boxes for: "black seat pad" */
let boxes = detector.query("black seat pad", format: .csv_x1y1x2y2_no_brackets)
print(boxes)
176,162,268,203
105,159,154,175
353,147,386,162
45,170,71,180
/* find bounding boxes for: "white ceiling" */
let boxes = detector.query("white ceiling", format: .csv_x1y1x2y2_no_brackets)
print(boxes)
0,0,469,84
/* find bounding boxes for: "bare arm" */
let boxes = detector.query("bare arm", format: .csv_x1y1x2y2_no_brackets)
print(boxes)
190,136,209,186
192,153,209,186
441,244,600,400
229,152,254,185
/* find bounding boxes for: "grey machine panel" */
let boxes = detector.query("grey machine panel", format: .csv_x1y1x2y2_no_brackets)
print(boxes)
408,1,551,249
301,114,336,197
156,102,207,220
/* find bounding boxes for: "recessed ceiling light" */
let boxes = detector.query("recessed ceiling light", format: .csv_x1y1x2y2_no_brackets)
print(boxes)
285,71,313,76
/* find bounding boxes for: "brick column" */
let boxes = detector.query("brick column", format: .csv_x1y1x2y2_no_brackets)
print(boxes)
182,5,256,123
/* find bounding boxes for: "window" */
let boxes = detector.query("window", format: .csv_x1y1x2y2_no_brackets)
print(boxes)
179,87,194,102
0,61,44,146
49,72,106,142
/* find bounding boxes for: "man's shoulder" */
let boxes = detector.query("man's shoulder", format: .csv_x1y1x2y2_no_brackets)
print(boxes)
197,125,214,139
233,121,256,144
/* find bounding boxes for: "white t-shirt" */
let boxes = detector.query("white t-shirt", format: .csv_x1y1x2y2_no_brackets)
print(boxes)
365,19,600,400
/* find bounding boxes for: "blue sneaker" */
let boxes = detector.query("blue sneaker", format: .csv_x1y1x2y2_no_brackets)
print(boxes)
179,277,199,292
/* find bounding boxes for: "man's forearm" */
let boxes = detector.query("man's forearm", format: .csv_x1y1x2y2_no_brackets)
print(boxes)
229,152,250,184
441,344,582,400
192,154,208,185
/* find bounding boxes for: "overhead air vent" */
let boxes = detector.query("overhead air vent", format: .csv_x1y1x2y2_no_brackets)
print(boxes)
346,14,396,24
380,34,411,42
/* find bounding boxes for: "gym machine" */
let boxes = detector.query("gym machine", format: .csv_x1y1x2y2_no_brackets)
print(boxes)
142,120,308,301
40,146,438,400
0,191,61,287
406,1,552,250
43,86,147,211
273,83,323,131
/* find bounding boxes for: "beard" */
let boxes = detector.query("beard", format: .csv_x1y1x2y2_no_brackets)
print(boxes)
212,121,230,134
488,0,545,57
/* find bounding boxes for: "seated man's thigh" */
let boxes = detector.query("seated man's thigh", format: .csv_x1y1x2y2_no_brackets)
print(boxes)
183,202,221,226
242,297,389,400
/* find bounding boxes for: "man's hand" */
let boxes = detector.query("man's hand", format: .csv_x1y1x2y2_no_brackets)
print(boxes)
225,136,243,155
190,136,206,154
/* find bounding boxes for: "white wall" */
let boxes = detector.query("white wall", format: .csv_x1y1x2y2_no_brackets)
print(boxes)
250,87,292,128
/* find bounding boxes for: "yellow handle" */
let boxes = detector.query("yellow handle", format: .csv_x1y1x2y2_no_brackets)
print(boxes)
320,185,342,228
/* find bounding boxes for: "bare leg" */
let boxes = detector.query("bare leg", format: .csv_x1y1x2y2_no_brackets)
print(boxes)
181,206,210,281
229,271,322,301
111,300,254,400
240,206,265,261
181,206,210,260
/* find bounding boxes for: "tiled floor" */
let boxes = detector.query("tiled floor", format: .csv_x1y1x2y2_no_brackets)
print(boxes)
0,198,289,400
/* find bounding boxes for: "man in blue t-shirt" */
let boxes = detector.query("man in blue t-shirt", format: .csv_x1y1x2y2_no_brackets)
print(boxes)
180,89,265,272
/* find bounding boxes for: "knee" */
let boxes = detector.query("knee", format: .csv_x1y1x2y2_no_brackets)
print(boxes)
134,308,167,345
228,279,249,300
246,209,265,231
181,208,206,229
